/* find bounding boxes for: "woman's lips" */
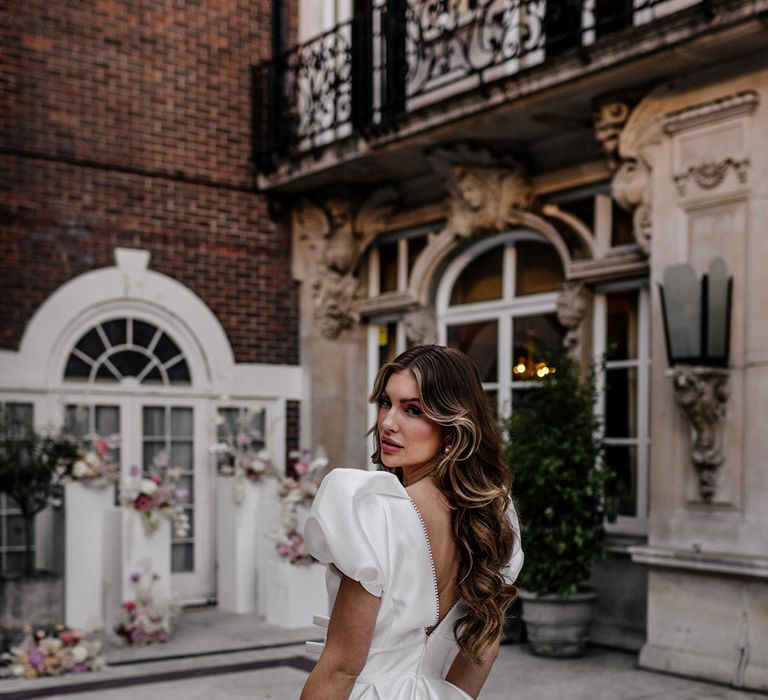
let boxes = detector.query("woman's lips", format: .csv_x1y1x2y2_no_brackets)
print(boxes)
380,437,402,455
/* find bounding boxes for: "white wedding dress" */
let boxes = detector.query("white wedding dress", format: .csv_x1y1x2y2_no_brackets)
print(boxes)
304,468,524,700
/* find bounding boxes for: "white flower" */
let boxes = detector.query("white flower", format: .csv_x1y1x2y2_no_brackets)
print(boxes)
256,449,272,462
140,479,158,496
208,442,230,454
84,451,100,468
72,460,90,478
309,456,329,473
71,645,89,663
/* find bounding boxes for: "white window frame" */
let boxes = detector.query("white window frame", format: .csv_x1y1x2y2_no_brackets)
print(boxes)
593,282,651,536
436,231,561,420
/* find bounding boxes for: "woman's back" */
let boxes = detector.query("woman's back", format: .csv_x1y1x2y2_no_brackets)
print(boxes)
304,469,523,699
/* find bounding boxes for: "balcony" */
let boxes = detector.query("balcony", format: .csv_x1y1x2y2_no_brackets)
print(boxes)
253,0,768,192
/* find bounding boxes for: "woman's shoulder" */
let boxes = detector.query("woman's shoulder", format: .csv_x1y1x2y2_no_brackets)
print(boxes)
316,467,407,503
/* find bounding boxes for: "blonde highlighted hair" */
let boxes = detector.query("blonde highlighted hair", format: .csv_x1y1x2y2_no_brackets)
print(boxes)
369,345,517,662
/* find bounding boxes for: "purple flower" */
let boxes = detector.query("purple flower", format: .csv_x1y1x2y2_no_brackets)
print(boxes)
130,629,145,645
130,571,141,583
129,464,140,477
27,649,44,669
72,662,88,673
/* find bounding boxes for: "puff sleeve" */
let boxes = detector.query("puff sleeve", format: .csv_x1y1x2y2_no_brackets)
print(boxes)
304,468,394,598
502,499,524,585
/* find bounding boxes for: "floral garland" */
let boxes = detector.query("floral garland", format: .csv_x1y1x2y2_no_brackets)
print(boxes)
68,434,119,488
272,448,328,566
122,451,190,537
115,561,179,646
1,626,104,678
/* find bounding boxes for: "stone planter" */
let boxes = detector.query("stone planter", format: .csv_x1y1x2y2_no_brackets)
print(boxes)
64,480,116,631
266,559,328,629
519,588,597,657
121,507,171,604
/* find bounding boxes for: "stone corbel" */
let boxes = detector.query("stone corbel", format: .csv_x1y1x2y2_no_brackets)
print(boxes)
594,91,665,255
668,366,729,503
291,188,398,340
556,282,591,364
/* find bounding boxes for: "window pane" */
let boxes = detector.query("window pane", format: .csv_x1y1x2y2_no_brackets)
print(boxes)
171,543,194,573
446,320,498,383
558,196,595,232
109,350,151,378
605,368,637,438
378,322,398,367
2,403,33,435
611,200,635,247
6,515,26,548
143,441,166,471
379,242,399,294
171,408,193,438
167,360,191,384
101,319,127,347
154,333,182,364
133,320,159,349
606,290,639,360
170,443,193,470
515,242,564,296
605,444,638,517
95,406,120,436
95,362,120,382
143,408,165,437
407,236,428,278
141,365,164,384
511,314,564,382
5,552,26,575
74,328,106,361
64,354,91,380
450,247,503,305
65,405,90,436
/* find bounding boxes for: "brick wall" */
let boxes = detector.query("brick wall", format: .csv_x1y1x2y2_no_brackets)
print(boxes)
0,0,298,364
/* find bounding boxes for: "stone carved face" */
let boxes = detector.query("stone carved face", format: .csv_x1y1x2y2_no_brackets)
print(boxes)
454,168,489,211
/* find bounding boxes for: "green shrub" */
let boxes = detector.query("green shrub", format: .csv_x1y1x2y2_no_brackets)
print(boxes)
503,355,614,596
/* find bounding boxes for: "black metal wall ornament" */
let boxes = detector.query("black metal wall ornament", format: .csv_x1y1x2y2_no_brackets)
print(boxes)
659,258,733,503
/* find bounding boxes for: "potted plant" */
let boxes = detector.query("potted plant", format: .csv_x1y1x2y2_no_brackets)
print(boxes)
0,428,78,636
503,352,613,657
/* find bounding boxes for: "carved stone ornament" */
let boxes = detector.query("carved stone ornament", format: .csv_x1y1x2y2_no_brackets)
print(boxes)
427,145,533,238
403,306,437,346
556,282,591,362
597,87,666,255
673,158,751,196
292,188,398,340
593,100,631,168
668,366,729,503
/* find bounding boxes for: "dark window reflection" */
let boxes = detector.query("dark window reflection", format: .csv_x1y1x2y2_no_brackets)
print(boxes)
446,320,498,383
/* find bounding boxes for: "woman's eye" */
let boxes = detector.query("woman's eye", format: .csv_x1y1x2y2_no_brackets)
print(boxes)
378,398,391,408
404,405,422,416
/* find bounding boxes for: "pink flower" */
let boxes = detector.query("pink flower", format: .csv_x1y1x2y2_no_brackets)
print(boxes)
148,474,162,485
134,494,153,511
294,461,309,476
130,571,142,583
59,630,77,645
122,601,136,611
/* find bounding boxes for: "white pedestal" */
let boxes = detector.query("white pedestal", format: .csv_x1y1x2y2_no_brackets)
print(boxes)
121,507,171,604
216,476,281,615
266,560,328,629
64,481,115,631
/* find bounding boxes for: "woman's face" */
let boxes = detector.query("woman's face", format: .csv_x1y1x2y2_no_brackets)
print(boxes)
377,369,442,471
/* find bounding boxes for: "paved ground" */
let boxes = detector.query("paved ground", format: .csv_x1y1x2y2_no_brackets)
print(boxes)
0,607,764,699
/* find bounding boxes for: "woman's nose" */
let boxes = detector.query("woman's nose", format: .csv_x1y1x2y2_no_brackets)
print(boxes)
380,406,398,432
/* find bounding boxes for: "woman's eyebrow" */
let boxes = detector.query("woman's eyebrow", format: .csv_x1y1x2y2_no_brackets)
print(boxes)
399,397,421,403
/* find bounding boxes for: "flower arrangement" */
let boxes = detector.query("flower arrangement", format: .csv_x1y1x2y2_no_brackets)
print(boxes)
122,451,190,537
272,448,328,565
1,625,105,678
68,434,119,488
114,561,178,646
210,409,277,504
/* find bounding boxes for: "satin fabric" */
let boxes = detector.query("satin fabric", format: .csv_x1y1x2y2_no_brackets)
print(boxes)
304,469,523,700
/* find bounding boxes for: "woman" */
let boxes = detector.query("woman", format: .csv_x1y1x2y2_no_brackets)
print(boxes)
301,345,523,699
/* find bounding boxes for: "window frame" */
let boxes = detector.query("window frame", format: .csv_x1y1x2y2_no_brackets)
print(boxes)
593,281,651,536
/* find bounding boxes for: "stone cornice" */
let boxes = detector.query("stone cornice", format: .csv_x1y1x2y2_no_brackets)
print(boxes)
630,546,768,580
663,90,759,134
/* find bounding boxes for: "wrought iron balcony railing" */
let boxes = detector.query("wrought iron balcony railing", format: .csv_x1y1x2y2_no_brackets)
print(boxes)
253,0,709,172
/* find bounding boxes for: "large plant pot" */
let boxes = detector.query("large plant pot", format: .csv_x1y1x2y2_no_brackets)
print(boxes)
266,560,328,629
519,588,596,657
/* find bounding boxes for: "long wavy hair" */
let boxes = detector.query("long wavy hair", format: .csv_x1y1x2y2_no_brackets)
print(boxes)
369,344,517,662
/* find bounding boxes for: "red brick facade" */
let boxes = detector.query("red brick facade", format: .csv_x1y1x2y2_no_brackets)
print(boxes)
0,0,298,365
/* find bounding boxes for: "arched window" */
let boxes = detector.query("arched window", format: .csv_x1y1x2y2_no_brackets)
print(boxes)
438,232,565,417
64,318,191,385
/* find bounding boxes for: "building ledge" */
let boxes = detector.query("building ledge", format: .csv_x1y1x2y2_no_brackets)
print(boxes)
630,545,768,579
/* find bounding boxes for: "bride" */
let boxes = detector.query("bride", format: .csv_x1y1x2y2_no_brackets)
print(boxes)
301,345,523,699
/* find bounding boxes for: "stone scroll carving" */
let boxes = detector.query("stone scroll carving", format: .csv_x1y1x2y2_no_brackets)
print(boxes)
594,93,665,255
292,188,397,340
556,282,592,364
669,367,729,503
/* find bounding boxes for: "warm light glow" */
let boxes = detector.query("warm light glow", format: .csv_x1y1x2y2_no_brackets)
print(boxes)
514,361,527,375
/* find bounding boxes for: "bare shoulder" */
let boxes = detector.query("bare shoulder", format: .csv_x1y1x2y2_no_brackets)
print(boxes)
405,478,451,529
